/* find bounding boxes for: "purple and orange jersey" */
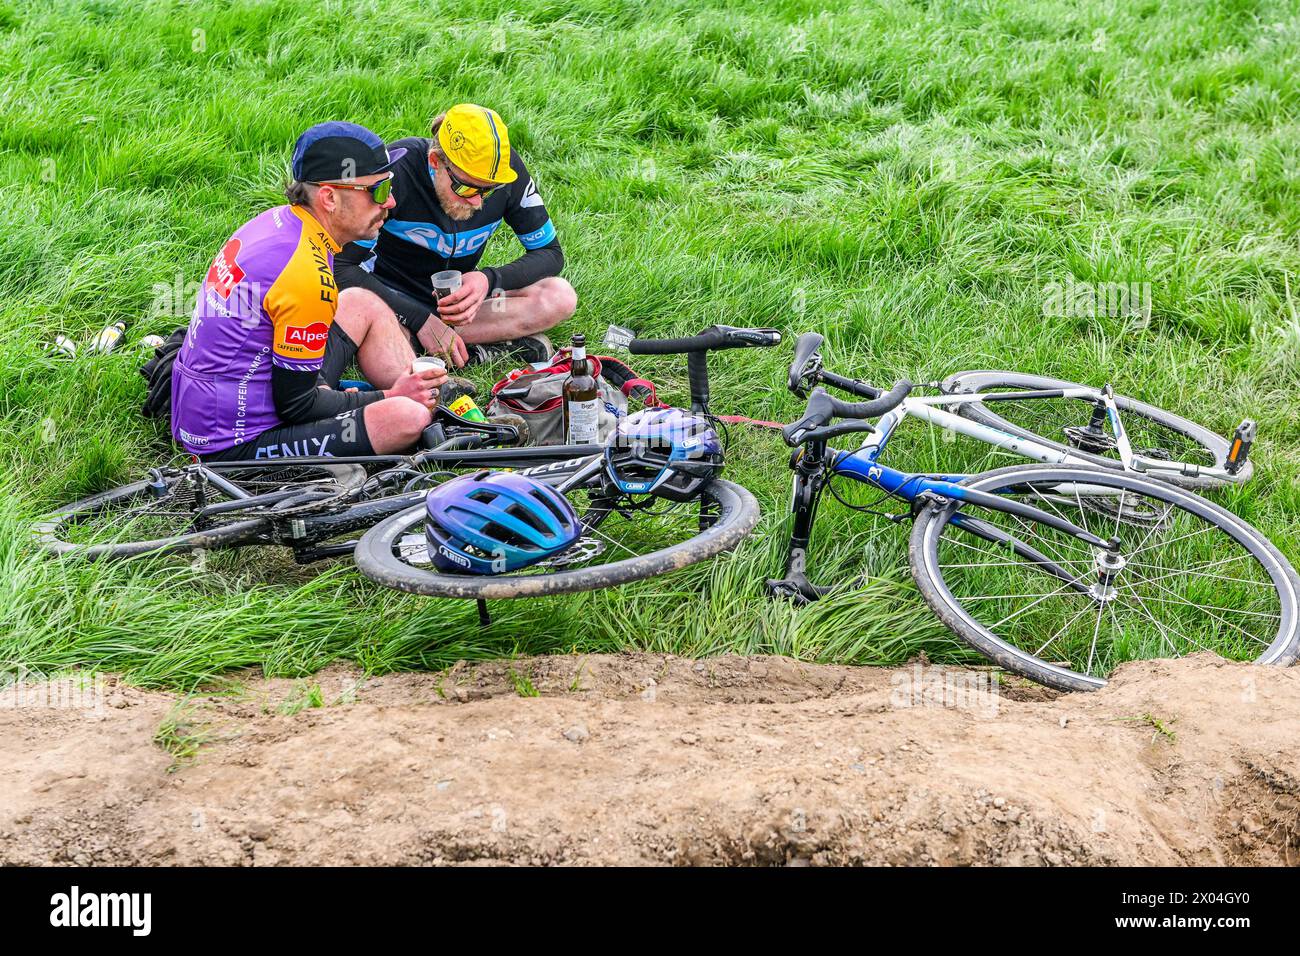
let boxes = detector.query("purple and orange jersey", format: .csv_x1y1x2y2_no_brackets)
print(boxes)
171,205,341,455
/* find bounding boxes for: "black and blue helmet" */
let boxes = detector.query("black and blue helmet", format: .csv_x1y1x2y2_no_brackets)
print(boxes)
424,471,580,574
603,408,724,502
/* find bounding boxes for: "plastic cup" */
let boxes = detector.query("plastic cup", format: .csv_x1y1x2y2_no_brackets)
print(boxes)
431,270,462,301
412,356,446,375
412,356,445,409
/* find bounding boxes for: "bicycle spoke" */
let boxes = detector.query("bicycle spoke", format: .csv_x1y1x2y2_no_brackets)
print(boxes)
961,591,1086,602
1131,573,1272,647
1126,522,1219,559
1034,600,1099,658
1001,507,1094,562
940,531,1093,570
1119,588,1197,656
1116,592,1280,620
938,558,1093,570
1120,552,1254,587
1086,600,1105,674
987,572,1091,631
920,464,1295,687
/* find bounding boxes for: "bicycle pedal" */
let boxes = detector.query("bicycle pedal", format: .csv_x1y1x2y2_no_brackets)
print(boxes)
765,578,809,604
1226,419,1256,475
764,575,829,604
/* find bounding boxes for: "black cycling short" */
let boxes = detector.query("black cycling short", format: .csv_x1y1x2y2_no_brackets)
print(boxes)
201,325,375,462
200,407,374,462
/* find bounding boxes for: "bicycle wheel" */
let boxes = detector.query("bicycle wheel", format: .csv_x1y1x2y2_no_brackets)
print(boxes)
940,370,1246,489
354,479,760,599
908,464,1300,691
33,462,366,561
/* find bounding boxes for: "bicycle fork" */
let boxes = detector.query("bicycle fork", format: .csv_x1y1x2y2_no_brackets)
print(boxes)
941,489,1125,605
766,445,834,604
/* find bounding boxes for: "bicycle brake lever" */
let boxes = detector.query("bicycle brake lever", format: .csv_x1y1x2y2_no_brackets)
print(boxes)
781,388,836,445
802,420,878,444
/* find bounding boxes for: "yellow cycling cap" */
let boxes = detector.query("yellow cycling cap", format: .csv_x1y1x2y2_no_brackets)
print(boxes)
437,104,518,185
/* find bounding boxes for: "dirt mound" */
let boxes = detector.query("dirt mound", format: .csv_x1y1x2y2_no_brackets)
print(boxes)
1,653,1296,866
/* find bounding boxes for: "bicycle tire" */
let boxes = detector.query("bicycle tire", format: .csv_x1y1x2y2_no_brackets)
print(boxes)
908,463,1300,691
354,479,760,599
940,370,1248,489
32,463,366,561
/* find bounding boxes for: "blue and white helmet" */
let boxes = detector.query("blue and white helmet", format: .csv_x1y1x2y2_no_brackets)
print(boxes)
603,408,723,502
424,471,580,574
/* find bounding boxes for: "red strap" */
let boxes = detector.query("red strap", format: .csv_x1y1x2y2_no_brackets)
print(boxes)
621,377,662,407
716,414,785,429
491,356,587,398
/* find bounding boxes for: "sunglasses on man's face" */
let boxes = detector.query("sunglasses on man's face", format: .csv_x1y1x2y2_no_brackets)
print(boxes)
443,164,500,200
312,175,394,204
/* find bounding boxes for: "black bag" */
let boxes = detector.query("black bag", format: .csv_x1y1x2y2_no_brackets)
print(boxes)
138,327,187,420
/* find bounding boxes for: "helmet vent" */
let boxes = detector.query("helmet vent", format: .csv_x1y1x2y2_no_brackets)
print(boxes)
530,488,570,525
504,501,550,537
481,520,540,551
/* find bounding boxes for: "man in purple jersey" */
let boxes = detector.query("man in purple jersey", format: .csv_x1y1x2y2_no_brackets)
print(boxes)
171,122,447,461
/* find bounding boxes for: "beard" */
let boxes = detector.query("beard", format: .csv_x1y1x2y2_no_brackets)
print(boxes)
433,173,478,222
357,208,388,240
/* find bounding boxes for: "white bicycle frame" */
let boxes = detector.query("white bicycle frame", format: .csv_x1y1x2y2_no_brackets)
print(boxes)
862,386,1237,483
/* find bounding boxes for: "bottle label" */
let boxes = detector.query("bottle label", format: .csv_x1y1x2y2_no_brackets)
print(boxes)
567,398,600,443
450,395,488,422
572,346,586,362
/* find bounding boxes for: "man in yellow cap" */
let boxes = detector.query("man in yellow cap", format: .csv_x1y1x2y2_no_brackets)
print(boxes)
334,104,576,368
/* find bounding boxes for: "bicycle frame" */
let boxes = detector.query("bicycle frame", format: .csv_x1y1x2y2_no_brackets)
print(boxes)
908,387,1237,483
771,392,1123,602
166,445,607,562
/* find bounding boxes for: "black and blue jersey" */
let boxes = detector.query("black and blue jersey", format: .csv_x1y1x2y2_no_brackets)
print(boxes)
334,136,562,332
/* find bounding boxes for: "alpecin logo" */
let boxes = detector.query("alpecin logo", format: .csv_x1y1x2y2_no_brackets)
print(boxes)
284,322,329,349
206,238,246,300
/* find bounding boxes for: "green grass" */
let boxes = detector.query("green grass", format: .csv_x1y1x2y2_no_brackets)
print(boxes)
153,697,212,771
2,0,1299,689
508,664,540,698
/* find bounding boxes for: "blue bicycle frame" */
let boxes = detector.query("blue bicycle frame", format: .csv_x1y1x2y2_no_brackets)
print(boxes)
768,396,1117,603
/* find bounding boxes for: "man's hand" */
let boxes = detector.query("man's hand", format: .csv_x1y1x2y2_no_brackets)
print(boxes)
384,366,448,407
435,270,490,325
418,317,471,368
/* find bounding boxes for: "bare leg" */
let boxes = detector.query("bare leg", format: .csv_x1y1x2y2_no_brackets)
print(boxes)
332,287,416,389
329,289,432,453
362,396,432,454
417,276,577,353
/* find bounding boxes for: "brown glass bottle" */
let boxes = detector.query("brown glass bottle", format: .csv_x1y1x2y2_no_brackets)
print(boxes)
562,334,600,444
